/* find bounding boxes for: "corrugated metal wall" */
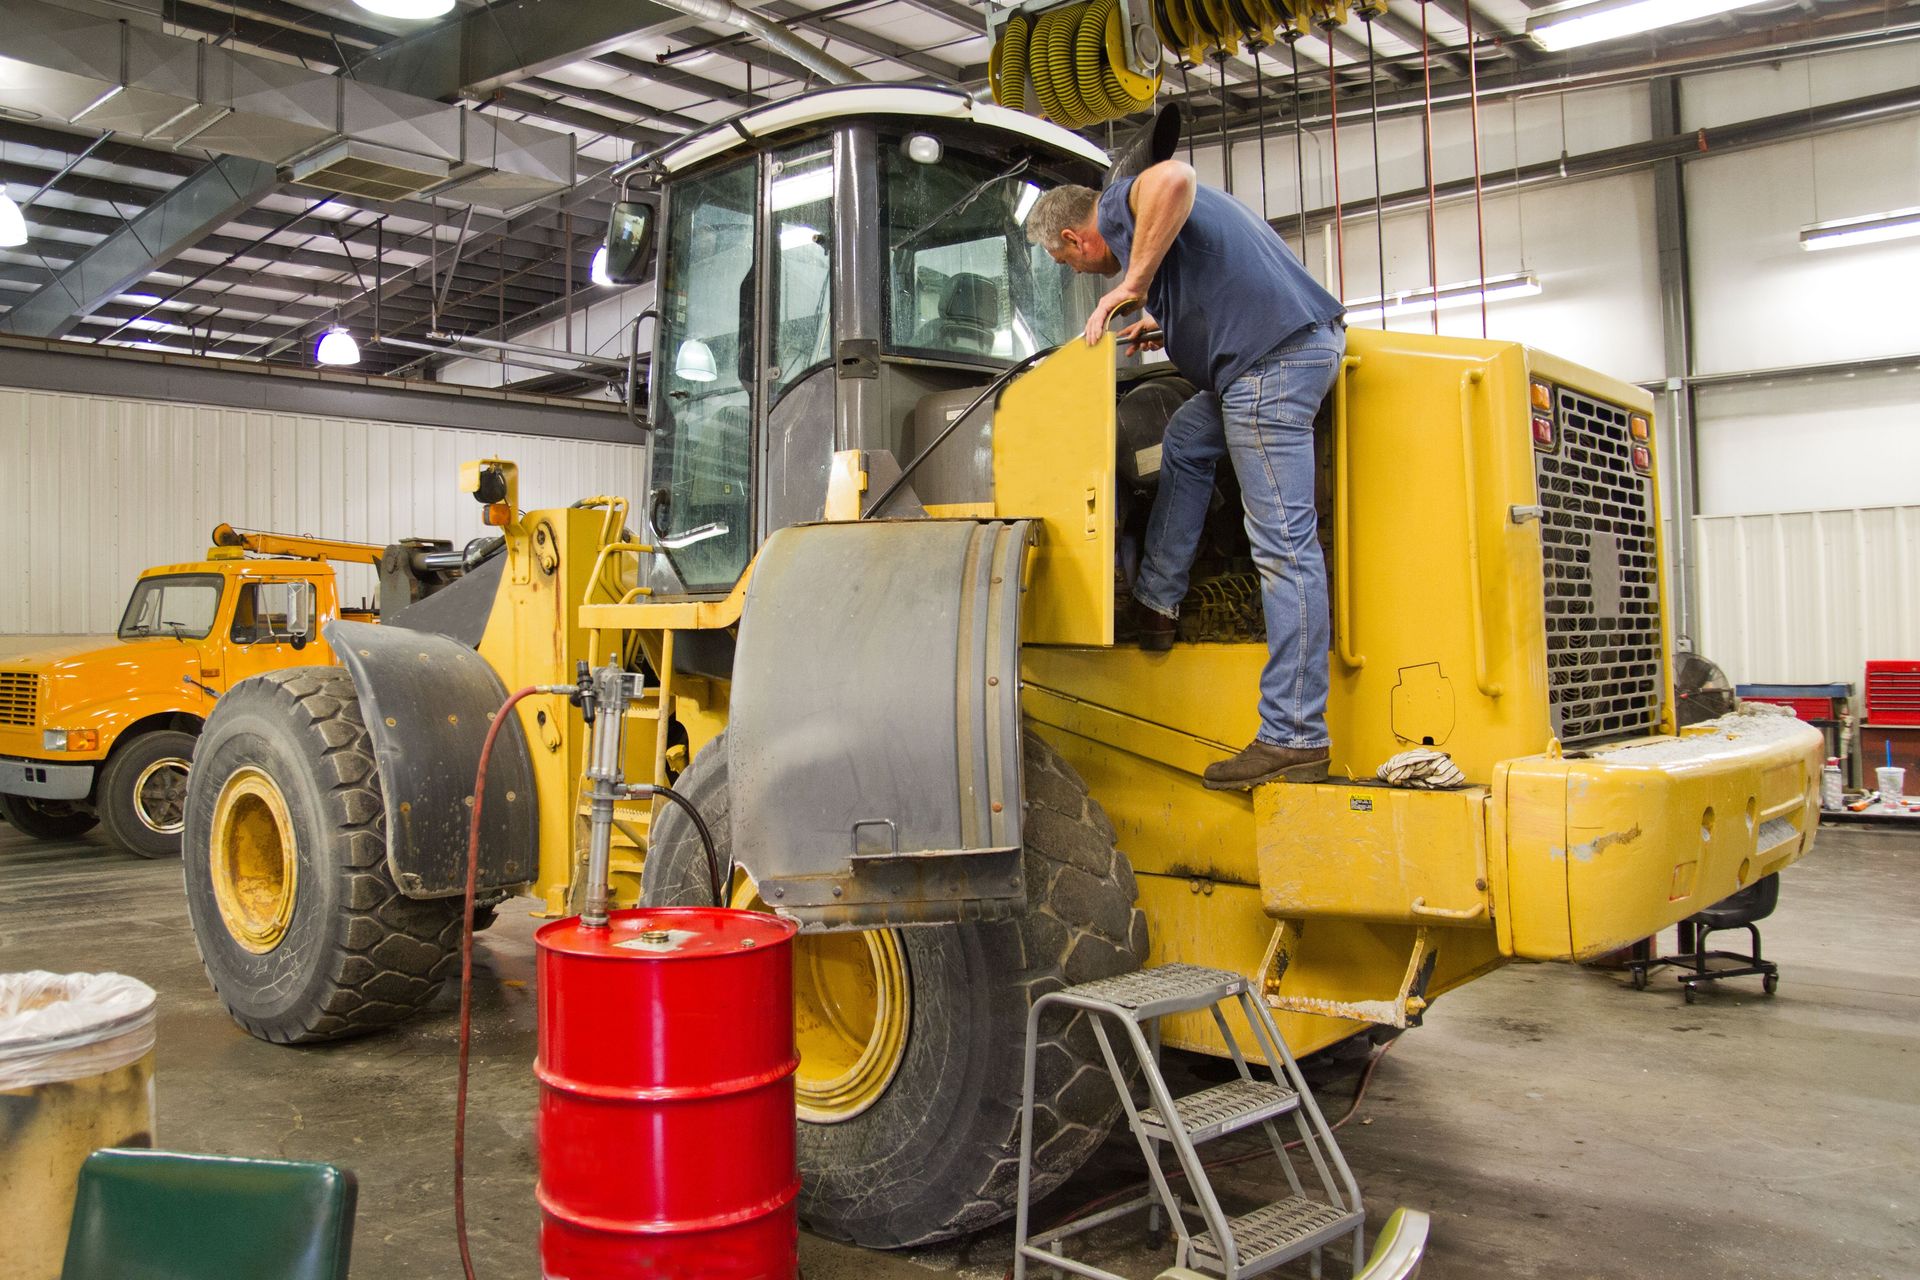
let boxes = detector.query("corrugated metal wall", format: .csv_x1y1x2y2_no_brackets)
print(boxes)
1696,505,1920,689
0,386,647,634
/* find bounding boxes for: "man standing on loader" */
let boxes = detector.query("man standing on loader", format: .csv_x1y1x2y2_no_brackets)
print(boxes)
1028,158,1347,790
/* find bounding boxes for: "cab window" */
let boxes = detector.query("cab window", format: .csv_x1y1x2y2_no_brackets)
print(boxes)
118,574,223,640
230,582,315,646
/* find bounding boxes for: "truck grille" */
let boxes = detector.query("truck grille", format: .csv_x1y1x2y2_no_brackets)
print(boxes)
1536,389,1665,748
0,671,39,727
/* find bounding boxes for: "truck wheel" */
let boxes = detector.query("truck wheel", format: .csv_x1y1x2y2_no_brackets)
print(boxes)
0,794,99,840
181,669,464,1044
97,729,198,858
644,729,1149,1248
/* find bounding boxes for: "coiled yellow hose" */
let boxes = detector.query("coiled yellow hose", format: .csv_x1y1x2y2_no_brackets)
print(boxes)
990,0,1161,127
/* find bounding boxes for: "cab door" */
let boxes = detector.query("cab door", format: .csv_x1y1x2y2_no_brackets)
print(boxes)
221,577,321,687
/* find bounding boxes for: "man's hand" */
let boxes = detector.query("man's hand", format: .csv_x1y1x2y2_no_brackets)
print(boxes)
1119,315,1163,356
1084,286,1144,346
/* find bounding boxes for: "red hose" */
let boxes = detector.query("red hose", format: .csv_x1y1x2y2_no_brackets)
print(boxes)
455,684,545,1280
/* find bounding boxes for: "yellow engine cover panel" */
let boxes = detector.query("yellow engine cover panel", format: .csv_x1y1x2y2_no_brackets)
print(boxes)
1256,783,1490,926
1498,711,1824,960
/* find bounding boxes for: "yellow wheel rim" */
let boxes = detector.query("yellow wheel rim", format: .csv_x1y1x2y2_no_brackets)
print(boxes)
210,767,299,954
730,877,910,1124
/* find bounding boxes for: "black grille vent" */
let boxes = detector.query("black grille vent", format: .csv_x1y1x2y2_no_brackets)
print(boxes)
1536,389,1665,747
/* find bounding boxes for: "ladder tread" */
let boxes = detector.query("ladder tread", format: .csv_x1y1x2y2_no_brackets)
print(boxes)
1138,1078,1299,1143
1063,962,1245,1013
1190,1197,1360,1272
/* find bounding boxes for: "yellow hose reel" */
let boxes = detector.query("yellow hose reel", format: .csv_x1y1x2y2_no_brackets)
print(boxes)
988,0,1162,127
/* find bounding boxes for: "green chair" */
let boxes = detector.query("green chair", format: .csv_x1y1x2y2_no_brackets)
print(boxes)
62,1148,356,1280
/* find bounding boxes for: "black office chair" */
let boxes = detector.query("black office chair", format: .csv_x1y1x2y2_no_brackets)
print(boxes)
1627,873,1781,1003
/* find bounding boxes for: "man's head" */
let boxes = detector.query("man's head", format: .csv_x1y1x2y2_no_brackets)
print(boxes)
1026,185,1119,275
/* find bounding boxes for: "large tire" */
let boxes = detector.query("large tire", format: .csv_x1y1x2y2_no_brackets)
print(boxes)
97,729,197,858
0,793,99,840
181,668,464,1044
644,729,1149,1248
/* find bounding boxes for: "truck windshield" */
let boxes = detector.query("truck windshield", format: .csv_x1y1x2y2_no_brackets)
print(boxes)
883,140,1103,364
651,157,758,592
118,574,223,640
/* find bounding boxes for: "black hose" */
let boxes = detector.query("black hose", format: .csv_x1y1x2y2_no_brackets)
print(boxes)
862,344,1058,519
652,784,727,907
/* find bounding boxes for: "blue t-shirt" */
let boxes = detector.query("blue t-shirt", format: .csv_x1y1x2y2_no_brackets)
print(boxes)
1098,178,1344,394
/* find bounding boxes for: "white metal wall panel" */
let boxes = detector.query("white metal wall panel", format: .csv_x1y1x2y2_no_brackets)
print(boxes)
1695,505,1920,688
0,386,648,635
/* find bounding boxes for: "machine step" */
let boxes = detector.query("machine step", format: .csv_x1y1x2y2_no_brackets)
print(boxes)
1137,1078,1299,1145
1188,1197,1362,1277
1062,962,1246,1020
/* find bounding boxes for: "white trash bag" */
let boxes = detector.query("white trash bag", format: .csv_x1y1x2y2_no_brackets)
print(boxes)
0,971,157,1091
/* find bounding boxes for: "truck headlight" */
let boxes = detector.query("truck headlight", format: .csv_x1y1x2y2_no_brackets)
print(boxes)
43,728,100,752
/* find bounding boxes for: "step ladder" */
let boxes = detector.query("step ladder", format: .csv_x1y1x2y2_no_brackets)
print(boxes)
1013,964,1366,1280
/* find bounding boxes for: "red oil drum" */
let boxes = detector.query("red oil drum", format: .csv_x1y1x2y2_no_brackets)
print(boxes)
536,907,801,1280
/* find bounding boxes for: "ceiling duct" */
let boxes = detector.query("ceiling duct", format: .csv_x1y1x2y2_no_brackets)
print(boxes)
0,0,574,210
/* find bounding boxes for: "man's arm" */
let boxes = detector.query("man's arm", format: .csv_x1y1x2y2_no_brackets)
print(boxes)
1083,160,1197,346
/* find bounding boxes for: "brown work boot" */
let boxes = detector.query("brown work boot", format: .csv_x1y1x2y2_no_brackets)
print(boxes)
1203,741,1330,791
1128,597,1176,652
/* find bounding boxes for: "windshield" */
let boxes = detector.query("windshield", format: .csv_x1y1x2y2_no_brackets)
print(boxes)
650,157,759,591
883,139,1103,364
119,574,223,640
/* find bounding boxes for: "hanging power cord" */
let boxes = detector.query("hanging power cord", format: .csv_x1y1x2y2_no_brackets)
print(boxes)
1251,43,1270,221
1465,1,1490,338
452,674,727,1280
1001,1036,1402,1278
1324,21,1346,303
1364,6,1387,323
1288,35,1309,258
1418,0,1441,334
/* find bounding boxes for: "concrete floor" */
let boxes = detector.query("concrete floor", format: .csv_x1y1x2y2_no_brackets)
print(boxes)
3,821,1914,1279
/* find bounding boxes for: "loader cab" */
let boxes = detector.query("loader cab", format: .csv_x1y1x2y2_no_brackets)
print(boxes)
631,87,1109,600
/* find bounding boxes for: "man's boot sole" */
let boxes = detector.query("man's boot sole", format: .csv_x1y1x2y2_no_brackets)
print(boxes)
1202,758,1331,791
1138,632,1175,653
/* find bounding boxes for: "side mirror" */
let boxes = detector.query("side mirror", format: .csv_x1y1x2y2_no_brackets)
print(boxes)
602,201,656,284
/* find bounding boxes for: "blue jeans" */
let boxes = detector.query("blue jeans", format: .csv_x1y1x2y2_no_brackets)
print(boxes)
1132,323,1345,749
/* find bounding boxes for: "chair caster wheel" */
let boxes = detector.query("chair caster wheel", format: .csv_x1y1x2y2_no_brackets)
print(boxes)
1763,973,1778,995
1630,969,1648,991
1682,985,1697,1005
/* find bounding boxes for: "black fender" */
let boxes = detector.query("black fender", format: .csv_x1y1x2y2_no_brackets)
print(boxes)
727,519,1034,930
323,619,538,899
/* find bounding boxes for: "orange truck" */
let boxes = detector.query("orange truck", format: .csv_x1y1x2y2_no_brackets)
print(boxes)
0,524,467,857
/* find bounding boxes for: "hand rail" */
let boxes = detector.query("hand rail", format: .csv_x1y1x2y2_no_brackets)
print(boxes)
1334,354,1365,670
1459,368,1503,699
1410,897,1487,922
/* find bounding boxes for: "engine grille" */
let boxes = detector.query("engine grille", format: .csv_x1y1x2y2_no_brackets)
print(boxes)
0,671,40,727
1536,389,1665,747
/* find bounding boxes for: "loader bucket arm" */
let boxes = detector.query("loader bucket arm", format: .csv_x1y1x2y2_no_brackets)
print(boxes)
727,519,1036,929
323,619,538,898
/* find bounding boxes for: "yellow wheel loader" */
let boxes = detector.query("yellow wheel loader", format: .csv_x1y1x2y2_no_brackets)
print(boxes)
181,88,1823,1247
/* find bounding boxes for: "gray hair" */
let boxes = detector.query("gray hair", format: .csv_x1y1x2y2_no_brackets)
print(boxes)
1025,184,1100,252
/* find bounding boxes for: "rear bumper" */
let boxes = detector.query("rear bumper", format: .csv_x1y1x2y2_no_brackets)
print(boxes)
0,755,94,801
1495,709,1824,961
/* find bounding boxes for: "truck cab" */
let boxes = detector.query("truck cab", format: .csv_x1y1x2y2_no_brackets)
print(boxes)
0,547,364,857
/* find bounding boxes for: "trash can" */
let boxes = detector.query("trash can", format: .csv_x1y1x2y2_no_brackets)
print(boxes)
0,972,158,1280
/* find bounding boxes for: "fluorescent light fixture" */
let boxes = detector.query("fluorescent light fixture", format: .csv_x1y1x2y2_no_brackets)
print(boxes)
1529,0,1761,53
0,191,25,248
118,293,165,306
352,0,455,19
769,167,833,212
590,244,614,286
1014,184,1041,224
674,339,717,383
315,326,361,366
1800,206,1920,252
779,224,822,250
1344,272,1542,325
